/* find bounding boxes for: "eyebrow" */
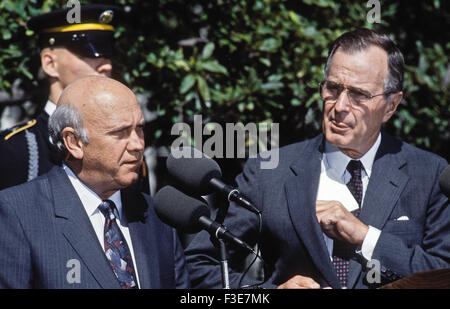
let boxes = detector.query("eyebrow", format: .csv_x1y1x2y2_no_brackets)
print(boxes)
347,85,371,95
107,120,145,134
107,124,131,134
328,80,372,94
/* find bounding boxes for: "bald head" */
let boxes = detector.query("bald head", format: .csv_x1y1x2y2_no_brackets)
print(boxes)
58,75,134,110
56,76,140,144
50,76,145,199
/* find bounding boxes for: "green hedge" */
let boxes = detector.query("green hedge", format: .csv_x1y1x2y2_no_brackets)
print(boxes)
1,0,449,162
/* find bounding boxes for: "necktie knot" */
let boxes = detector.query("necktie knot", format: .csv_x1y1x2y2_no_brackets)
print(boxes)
98,200,116,221
346,160,362,176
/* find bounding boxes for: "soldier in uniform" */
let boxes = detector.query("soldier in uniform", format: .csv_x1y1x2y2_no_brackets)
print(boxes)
0,4,150,192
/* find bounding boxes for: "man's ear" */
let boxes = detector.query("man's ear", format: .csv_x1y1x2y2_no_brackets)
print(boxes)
41,48,59,79
62,127,84,160
382,91,403,123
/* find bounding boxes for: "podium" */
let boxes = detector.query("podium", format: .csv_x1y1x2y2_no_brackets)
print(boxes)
380,268,450,289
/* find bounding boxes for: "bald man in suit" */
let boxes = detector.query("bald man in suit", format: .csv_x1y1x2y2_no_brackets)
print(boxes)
0,76,189,289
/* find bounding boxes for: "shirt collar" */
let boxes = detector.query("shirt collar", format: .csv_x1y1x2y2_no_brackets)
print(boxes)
324,133,381,181
44,100,57,116
62,164,123,220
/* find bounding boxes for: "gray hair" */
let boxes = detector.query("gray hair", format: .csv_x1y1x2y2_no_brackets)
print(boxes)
48,104,89,155
324,28,404,96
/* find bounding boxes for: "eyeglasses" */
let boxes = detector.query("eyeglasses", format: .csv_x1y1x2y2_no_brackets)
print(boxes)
319,80,395,106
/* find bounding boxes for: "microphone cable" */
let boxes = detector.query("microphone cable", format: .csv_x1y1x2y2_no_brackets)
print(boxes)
238,210,270,289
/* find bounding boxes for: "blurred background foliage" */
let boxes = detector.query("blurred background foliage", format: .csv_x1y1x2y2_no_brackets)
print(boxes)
1,0,449,185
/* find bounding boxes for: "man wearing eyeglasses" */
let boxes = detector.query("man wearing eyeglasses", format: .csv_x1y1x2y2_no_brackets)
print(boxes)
185,28,450,289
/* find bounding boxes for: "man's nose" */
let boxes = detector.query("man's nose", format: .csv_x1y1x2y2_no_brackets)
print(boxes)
128,129,145,153
334,89,352,112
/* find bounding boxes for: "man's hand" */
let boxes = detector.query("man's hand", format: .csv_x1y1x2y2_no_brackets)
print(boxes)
316,200,368,246
277,275,330,289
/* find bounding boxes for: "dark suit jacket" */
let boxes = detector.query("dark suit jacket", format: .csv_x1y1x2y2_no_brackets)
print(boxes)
0,166,189,289
185,132,450,289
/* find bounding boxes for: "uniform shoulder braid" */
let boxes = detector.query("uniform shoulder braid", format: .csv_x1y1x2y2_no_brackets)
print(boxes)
2,119,37,141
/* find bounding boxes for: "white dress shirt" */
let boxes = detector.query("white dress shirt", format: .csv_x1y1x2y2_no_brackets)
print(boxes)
44,100,56,116
63,164,141,287
316,134,382,262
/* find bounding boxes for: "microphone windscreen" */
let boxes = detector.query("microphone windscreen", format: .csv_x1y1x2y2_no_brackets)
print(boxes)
166,147,222,195
154,185,210,233
439,165,450,198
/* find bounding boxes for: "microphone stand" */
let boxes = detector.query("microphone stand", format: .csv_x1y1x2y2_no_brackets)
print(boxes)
219,239,230,289
212,195,231,289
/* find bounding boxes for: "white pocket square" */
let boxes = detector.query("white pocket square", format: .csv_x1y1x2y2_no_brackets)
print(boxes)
395,216,409,221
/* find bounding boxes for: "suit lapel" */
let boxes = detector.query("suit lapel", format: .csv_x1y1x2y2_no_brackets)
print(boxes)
284,136,341,288
50,167,120,289
347,132,409,288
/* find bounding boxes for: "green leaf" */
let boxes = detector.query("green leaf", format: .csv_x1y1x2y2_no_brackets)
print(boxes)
2,80,11,89
290,98,302,106
180,74,197,94
259,58,271,67
196,75,211,103
201,42,215,59
288,11,300,25
173,59,190,71
261,82,284,90
19,66,33,80
258,38,282,52
264,100,284,109
197,60,228,75
154,129,162,139
2,29,11,40
306,93,321,108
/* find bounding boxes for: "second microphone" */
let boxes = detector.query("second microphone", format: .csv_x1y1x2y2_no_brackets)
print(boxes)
166,147,261,214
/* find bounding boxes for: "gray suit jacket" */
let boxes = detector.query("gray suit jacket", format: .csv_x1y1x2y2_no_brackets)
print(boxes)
185,132,450,289
0,166,189,289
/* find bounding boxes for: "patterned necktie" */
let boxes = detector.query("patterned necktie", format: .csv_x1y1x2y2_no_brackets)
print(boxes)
98,200,138,289
332,160,363,287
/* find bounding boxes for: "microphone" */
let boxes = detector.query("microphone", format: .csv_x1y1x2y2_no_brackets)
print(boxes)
166,147,261,214
154,185,256,254
439,165,450,198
